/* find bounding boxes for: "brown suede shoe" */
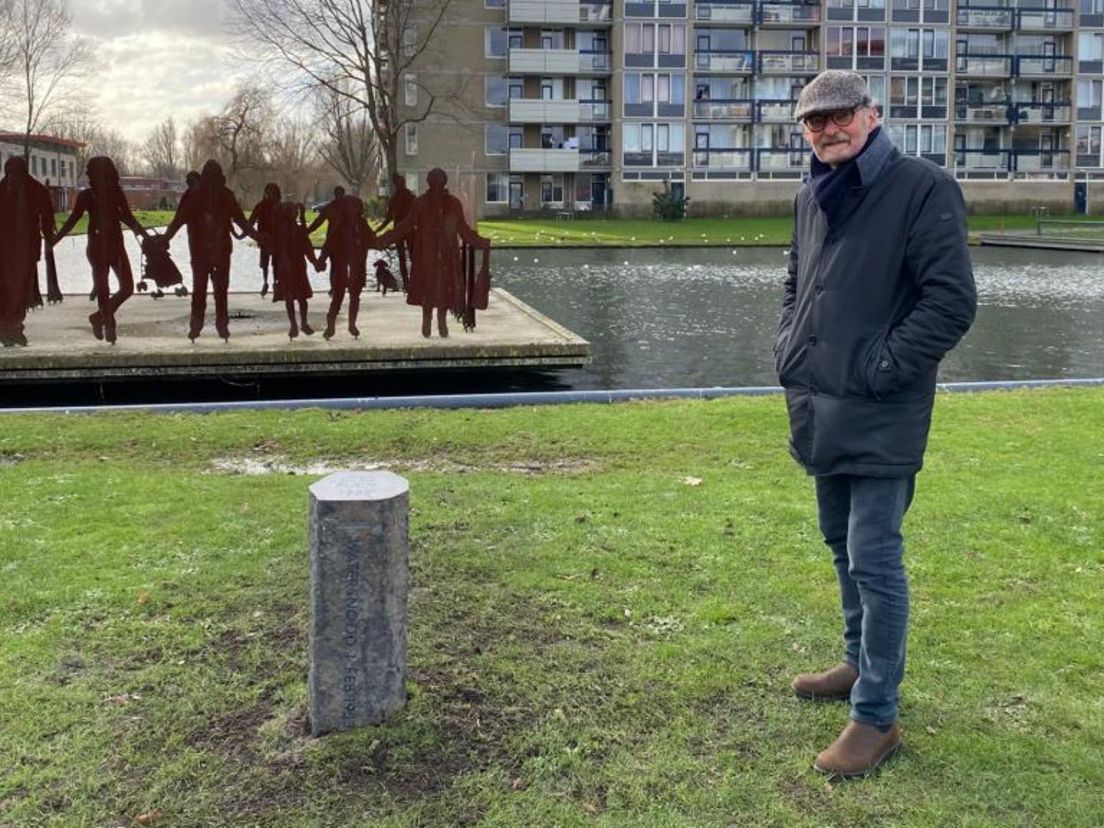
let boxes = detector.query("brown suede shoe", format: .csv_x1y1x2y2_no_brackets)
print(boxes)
791,663,859,701
813,720,902,778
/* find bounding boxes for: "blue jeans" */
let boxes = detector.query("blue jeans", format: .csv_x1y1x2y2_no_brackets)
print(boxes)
815,474,916,728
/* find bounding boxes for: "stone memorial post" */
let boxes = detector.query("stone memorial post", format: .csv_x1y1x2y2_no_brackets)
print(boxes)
308,471,410,736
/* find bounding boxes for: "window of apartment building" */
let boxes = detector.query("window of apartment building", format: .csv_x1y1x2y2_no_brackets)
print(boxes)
486,173,510,203
403,26,417,57
889,76,947,117
1079,32,1104,72
405,74,418,107
826,26,886,69
1077,78,1103,118
1076,126,1102,166
485,75,508,107
485,124,508,155
623,121,685,165
887,123,946,156
485,0,506,7
540,30,565,49
485,26,510,58
1084,0,1104,13
889,27,947,70
540,174,564,204
405,124,417,155
828,0,888,21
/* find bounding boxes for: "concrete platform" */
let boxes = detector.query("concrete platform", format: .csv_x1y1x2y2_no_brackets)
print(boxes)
0,289,590,382
977,232,1104,252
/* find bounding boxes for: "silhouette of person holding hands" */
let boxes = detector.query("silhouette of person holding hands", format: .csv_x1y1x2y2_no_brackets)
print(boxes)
378,174,415,292
55,156,151,344
271,201,320,340
377,168,489,339
322,194,375,340
0,157,56,346
246,183,282,299
306,185,346,282
157,159,256,341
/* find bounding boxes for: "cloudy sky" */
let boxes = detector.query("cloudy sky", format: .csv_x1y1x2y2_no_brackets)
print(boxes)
72,0,247,143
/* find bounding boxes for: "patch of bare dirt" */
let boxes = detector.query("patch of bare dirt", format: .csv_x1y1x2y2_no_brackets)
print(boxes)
207,455,599,477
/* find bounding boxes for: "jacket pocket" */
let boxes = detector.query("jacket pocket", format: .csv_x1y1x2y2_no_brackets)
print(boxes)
864,336,897,400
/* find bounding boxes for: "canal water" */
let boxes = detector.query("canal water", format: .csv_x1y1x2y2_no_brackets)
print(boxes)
50,235,1103,391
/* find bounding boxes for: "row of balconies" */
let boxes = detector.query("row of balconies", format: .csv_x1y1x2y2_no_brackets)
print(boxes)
508,0,611,25
509,98,613,122
692,0,821,26
509,47,613,74
950,101,1074,124
506,146,1074,175
955,53,1075,77
692,49,820,73
956,6,1078,31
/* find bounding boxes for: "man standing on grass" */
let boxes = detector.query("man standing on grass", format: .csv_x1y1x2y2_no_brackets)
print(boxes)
774,70,976,777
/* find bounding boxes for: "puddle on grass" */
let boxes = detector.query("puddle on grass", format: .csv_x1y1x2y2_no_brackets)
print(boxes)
208,456,598,476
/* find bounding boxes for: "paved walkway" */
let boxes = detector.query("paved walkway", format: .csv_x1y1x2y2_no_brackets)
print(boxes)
1,289,590,381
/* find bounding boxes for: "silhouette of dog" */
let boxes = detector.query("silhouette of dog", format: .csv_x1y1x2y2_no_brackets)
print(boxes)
373,259,399,296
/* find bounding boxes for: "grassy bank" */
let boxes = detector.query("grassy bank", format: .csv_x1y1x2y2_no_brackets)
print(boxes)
477,214,1080,247
1,389,1101,826
53,213,1069,248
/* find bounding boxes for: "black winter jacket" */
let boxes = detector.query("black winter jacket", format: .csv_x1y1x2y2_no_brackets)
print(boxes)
775,133,977,477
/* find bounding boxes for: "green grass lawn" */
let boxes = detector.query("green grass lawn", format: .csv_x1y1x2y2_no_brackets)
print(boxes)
53,212,1065,248
1,389,1101,826
477,214,1071,247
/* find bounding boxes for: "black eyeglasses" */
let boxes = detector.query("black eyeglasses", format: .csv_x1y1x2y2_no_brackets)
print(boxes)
802,105,866,132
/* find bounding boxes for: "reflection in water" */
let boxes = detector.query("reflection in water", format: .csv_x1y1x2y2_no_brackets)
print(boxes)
50,238,1103,390
495,246,1104,389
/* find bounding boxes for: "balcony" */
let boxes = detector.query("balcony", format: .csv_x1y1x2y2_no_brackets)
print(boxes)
1015,55,1074,77
579,99,613,121
1017,8,1075,30
955,6,1015,30
759,0,821,25
579,1,612,22
695,50,756,73
954,148,1012,173
757,98,797,122
956,53,1014,76
579,148,612,168
759,50,819,73
509,0,612,24
510,148,580,173
1082,12,1104,27
954,102,1012,123
695,0,754,22
508,48,613,74
692,148,754,171
692,99,755,120
1013,101,1072,123
757,148,807,175
509,0,580,24
509,98,581,123
1012,149,1070,173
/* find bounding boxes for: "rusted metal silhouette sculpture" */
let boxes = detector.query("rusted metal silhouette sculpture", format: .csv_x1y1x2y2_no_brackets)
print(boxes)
306,186,345,291
247,183,282,299
0,157,57,346
379,174,415,292
377,169,490,339
322,194,375,340
271,201,320,339
55,156,152,344
158,160,256,341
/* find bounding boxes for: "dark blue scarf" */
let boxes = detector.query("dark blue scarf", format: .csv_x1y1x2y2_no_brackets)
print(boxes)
807,126,888,227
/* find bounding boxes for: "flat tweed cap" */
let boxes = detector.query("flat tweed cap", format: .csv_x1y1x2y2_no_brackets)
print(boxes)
794,70,871,121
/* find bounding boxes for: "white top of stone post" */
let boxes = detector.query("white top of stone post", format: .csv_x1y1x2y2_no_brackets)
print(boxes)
309,471,409,502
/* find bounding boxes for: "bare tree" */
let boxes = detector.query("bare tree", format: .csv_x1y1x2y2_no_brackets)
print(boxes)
228,0,456,185
213,83,274,189
0,0,20,92
316,85,380,197
52,112,139,176
143,116,181,180
4,0,91,157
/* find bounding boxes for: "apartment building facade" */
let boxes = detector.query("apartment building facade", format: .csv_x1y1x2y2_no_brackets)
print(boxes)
400,0,1104,216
